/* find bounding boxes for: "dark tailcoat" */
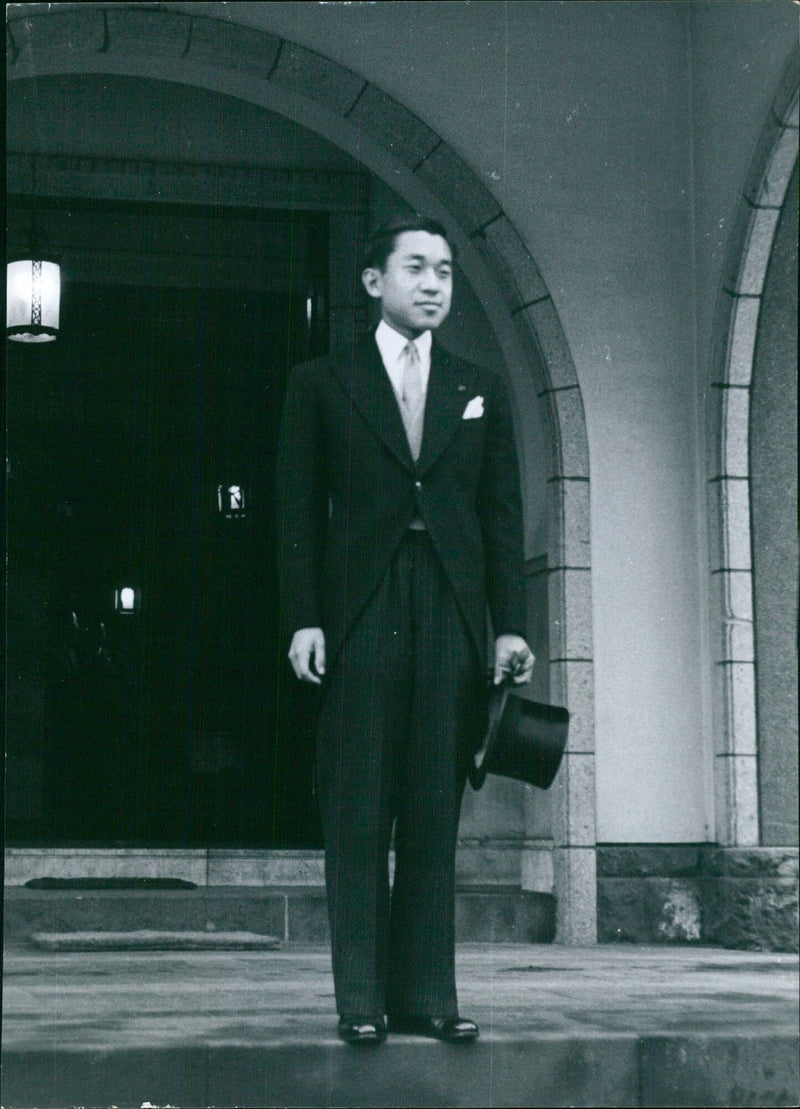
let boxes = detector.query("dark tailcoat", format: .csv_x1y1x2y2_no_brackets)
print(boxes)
277,334,526,669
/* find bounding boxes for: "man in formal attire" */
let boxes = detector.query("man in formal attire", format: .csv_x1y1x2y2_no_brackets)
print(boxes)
277,215,534,1045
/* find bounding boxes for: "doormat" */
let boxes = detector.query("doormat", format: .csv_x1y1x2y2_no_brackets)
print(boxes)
25,877,198,890
30,930,282,951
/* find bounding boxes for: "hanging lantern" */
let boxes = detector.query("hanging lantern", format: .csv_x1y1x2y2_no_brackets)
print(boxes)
8,163,61,343
7,258,61,343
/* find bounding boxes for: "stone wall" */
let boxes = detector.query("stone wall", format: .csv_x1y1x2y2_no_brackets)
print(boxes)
598,844,799,953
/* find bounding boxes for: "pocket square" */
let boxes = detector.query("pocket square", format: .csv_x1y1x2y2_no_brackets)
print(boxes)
462,395,484,419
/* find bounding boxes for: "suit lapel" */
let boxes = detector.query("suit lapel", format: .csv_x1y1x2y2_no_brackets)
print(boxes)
329,335,476,477
330,335,415,472
416,342,477,476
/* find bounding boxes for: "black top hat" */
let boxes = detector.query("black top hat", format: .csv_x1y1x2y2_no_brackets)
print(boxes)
469,682,569,791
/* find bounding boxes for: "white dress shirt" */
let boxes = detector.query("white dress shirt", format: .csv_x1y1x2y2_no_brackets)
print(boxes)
375,319,432,401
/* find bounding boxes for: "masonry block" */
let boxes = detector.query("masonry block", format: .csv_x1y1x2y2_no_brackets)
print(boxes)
720,661,757,754
597,877,647,943
521,842,554,892
708,582,748,734
740,206,783,298
725,296,761,384
599,876,705,944
549,659,594,752
9,9,107,66
455,837,527,885
705,847,800,879
286,889,330,943
187,16,281,79
545,386,591,480
745,123,799,209
469,236,528,316
548,567,593,661
713,753,760,845
720,478,752,570
720,386,750,477
348,84,439,167
644,878,702,943
415,143,502,234
270,41,364,116
106,8,191,59
596,845,705,878
482,216,549,308
3,888,287,945
207,850,325,886
3,848,208,887
522,298,580,392
704,877,799,953
455,888,555,943
724,754,760,846
553,846,597,944
548,478,591,569
723,568,754,623
551,752,596,848
713,753,735,845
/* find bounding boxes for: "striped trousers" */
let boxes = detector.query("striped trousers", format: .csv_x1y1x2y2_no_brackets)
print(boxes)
315,530,483,1019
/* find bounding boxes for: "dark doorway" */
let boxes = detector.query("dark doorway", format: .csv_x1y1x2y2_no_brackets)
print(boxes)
6,197,328,848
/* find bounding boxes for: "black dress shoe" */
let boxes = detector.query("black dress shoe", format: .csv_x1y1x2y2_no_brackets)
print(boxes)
389,1015,479,1042
337,1016,386,1045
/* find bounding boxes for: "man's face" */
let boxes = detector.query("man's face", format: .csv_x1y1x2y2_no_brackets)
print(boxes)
362,230,453,338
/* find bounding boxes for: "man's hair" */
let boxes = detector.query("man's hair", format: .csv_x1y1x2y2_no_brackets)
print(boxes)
362,214,456,272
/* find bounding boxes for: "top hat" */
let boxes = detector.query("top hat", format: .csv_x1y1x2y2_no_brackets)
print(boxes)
469,682,569,791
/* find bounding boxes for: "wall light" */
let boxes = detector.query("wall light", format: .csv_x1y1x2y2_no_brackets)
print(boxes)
7,258,61,342
217,483,246,518
114,587,139,615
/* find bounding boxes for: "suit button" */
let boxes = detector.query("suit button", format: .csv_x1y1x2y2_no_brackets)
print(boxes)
414,480,422,490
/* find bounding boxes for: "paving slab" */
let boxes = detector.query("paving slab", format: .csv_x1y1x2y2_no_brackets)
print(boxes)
1,943,797,1107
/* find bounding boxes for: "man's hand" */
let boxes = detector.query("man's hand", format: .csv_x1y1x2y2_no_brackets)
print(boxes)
493,634,535,685
289,628,326,684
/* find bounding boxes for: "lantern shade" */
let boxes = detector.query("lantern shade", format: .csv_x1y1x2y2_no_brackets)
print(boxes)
7,259,61,342
114,587,139,614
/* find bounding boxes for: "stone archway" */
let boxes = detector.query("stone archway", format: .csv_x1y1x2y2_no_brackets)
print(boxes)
708,47,798,849
7,5,596,942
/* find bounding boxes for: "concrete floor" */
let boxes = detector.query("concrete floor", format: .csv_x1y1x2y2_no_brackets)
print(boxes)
2,942,798,1107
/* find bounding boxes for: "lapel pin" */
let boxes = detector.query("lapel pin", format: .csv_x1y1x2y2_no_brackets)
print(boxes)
457,384,466,391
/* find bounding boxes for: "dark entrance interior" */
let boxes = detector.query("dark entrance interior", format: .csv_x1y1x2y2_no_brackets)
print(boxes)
6,195,328,848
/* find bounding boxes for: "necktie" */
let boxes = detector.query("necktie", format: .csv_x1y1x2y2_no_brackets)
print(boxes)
400,340,425,461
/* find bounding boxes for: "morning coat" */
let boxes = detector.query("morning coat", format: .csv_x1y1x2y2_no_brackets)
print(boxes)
276,332,526,675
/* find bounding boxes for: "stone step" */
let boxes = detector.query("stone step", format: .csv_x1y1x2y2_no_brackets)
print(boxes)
4,884,555,945
3,944,797,1108
8,1035,799,1108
